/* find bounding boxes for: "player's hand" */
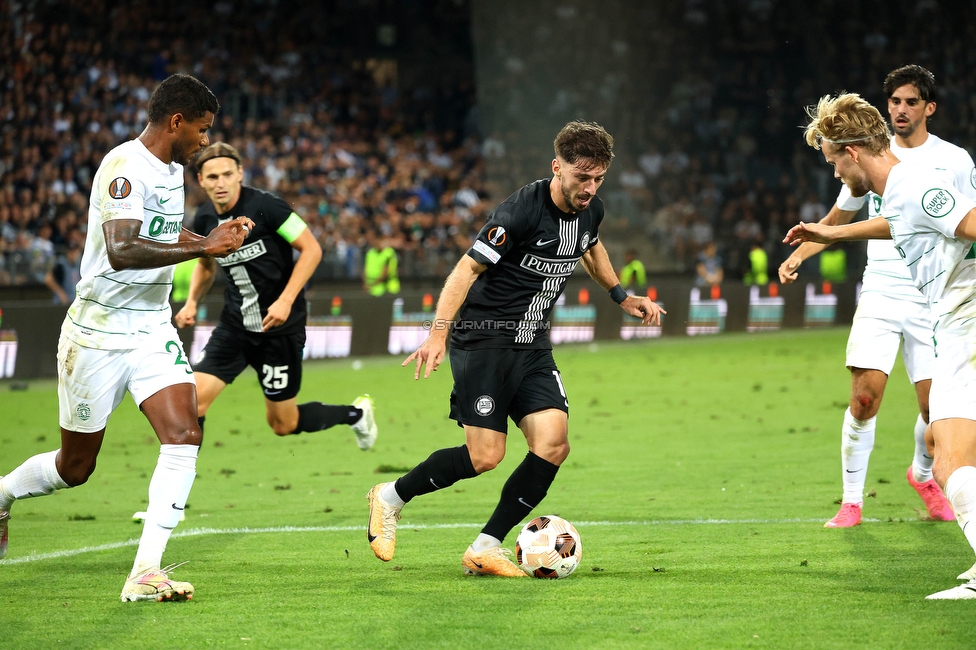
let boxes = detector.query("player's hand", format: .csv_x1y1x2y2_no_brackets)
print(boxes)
778,255,802,284
783,222,836,247
621,295,666,326
174,301,197,328
205,216,255,257
402,335,447,379
262,297,293,332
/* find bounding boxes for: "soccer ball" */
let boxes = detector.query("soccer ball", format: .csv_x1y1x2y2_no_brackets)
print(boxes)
515,515,582,579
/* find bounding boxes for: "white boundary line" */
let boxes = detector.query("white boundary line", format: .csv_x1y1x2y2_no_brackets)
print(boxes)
0,516,913,565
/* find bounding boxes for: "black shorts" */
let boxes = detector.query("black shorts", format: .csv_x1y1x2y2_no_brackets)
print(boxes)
448,347,569,433
193,324,305,402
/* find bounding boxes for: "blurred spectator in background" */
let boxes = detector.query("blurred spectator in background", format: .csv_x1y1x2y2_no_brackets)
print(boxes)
743,242,769,286
696,241,723,287
46,235,84,304
819,247,847,283
619,249,647,292
363,228,400,296
799,192,828,223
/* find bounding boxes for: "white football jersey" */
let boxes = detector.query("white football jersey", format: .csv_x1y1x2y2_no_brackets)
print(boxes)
835,134,976,302
881,160,976,327
64,139,186,349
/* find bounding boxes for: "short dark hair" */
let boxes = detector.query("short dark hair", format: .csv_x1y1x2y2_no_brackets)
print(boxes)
147,74,219,124
195,142,242,172
883,65,937,102
554,121,614,170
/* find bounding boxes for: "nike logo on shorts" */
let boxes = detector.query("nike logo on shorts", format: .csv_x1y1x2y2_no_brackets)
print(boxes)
171,503,184,510
536,238,558,247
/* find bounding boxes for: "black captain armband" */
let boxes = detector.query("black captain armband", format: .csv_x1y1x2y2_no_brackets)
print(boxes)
609,284,628,304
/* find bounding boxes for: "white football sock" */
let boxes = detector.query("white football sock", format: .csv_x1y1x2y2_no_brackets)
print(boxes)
380,482,405,509
130,444,198,577
841,408,876,504
0,449,68,511
912,415,934,482
472,533,502,552
944,466,976,555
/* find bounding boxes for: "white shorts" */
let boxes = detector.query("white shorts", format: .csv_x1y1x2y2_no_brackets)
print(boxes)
58,326,195,433
845,291,934,384
929,324,976,422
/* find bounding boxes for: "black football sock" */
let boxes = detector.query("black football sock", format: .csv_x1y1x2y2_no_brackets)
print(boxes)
394,445,477,503
481,452,560,541
197,416,206,443
294,402,362,433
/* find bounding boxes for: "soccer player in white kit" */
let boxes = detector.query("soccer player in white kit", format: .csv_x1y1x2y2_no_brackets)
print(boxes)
0,74,254,602
779,66,968,527
786,92,976,599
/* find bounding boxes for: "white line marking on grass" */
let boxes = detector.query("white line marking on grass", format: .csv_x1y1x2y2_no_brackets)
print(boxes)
1,539,141,564
0,516,913,565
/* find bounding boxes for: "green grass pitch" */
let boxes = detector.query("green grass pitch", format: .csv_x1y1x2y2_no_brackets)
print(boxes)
1,328,975,649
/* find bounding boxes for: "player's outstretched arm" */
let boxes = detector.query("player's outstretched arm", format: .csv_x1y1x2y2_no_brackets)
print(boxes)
784,217,889,247
952,208,976,241
779,205,859,284
403,254,486,379
581,240,665,325
104,216,255,270
174,256,217,328
263,228,322,331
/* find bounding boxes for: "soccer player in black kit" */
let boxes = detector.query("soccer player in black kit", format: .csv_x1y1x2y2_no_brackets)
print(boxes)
367,121,663,576
175,143,377,448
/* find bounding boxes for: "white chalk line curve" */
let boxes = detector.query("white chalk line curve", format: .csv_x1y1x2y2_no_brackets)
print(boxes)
0,516,918,565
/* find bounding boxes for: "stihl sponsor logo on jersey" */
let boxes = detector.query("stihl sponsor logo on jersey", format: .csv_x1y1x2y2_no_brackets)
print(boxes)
519,254,579,277
217,239,268,266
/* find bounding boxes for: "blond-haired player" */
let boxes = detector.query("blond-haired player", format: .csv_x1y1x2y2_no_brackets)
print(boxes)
779,66,968,527
786,92,976,599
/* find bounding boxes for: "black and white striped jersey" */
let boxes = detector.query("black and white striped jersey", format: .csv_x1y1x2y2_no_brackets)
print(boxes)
192,186,306,337
453,179,603,349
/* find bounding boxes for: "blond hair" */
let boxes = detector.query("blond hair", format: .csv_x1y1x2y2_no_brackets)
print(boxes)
803,93,891,155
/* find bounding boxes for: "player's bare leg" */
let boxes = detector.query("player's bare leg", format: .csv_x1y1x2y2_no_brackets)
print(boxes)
926,419,976,599
826,368,885,528
0,428,102,559
266,397,301,436
464,413,568,577
905,379,953,520
367,425,492,562
192,371,227,438
267,394,375,448
121,384,200,602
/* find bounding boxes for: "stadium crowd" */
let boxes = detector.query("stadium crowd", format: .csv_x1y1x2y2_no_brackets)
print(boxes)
4,0,976,294
631,1,976,281
0,0,485,297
